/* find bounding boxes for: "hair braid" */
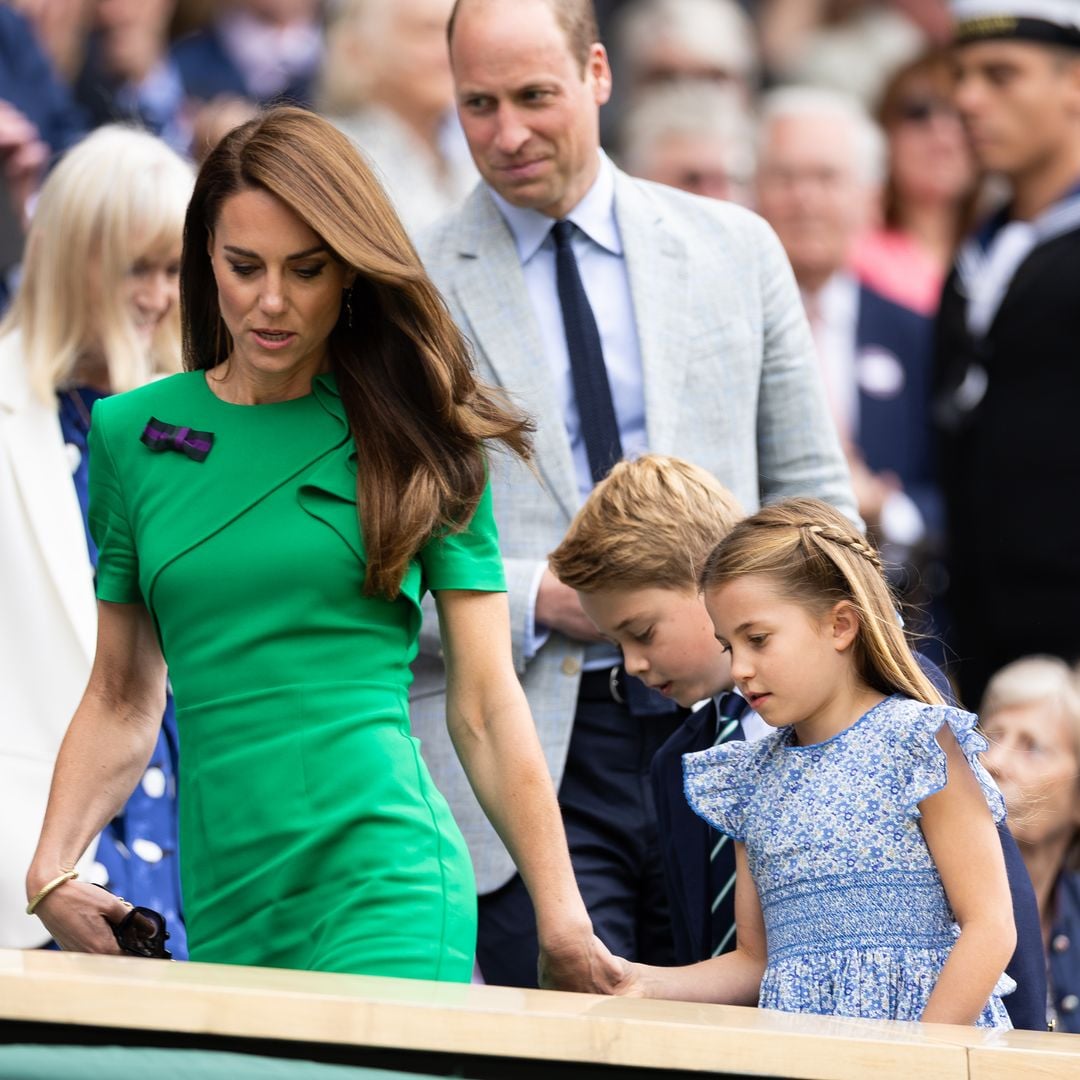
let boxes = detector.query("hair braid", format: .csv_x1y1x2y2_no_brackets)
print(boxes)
799,522,884,571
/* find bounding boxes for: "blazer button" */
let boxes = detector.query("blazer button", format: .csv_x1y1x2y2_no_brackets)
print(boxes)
1053,934,1071,953
561,657,581,677
1061,994,1080,1014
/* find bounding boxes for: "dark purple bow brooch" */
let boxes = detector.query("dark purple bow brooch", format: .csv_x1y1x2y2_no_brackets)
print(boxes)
140,418,214,462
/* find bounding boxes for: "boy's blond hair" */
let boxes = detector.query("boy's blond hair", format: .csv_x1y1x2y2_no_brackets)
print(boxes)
549,455,744,592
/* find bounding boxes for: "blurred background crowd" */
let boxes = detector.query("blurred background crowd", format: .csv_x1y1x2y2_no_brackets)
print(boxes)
0,0,983,648
2,0,1079,1032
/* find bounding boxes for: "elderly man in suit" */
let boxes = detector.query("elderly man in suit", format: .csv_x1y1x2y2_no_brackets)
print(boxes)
411,0,856,987
755,86,942,564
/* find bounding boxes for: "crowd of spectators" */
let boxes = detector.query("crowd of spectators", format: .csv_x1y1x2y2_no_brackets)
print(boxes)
2,0,1079,1034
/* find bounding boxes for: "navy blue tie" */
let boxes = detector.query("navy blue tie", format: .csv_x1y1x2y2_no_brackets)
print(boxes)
551,220,623,484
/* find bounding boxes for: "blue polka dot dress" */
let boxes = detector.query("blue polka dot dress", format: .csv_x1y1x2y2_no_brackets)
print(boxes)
683,695,1013,1027
59,387,187,959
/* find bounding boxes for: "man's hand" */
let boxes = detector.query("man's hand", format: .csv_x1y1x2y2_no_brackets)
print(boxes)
538,929,644,996
535,566,604,643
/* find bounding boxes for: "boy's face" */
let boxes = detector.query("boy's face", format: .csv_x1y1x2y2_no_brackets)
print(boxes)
580,585,733,708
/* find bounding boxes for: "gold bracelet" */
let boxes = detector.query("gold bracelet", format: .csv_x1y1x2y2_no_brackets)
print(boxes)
26,870,79,916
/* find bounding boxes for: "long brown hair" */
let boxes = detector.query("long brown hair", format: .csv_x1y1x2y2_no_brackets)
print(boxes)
181,107,532,598
699,498,943,705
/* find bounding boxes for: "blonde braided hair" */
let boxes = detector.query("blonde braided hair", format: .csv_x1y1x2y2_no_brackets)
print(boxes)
698,497,942,705
799,522,885,572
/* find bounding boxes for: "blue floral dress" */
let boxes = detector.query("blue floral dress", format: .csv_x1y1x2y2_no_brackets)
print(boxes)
683,695,1013,1027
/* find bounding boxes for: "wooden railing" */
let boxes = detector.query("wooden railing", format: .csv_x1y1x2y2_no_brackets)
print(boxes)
1,949,1078,1079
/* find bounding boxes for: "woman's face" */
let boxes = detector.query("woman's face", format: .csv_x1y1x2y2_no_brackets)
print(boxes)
120,241,182,350
208,186,354,386
983,700,1080,850
887,80,975,207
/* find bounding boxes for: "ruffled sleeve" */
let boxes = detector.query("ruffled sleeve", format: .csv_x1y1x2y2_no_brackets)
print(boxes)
896,704,1006,823
682,737,773,842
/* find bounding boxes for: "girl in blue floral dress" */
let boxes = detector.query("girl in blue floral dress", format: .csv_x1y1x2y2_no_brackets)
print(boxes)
615,497,1015,1028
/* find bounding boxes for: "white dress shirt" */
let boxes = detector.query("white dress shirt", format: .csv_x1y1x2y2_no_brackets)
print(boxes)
488,152,649,504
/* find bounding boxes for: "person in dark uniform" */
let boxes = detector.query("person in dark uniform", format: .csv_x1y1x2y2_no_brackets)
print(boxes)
936,1,1080,706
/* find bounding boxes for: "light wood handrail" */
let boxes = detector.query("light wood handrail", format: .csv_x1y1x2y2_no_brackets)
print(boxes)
1,950,1078,1078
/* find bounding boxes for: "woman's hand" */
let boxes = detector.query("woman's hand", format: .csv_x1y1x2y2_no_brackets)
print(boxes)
28,879,128,955
538,929,645,996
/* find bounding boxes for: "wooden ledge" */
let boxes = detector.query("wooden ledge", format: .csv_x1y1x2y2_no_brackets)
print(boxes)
1,950,1078,1078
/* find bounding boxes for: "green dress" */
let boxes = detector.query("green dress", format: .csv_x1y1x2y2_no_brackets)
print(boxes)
88,371,502,980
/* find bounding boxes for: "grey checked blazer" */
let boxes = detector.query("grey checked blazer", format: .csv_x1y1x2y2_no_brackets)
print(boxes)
411,169,857,893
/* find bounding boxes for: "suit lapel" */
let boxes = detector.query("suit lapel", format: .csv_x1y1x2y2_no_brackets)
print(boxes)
451,188,578,521
614,172,691,455
0,339,96,662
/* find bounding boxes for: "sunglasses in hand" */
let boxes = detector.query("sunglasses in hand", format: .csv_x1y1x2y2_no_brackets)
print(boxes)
94,884,172,959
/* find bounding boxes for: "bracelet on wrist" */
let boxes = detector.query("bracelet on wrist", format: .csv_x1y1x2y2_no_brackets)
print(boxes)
26,870,79,916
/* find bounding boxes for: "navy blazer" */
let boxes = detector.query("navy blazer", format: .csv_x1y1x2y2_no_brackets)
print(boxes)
854,284,942,535
0,8,85,156
171,27,314,107
651,682,1047,1029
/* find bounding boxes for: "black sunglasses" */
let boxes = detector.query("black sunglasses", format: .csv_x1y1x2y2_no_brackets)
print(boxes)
93,884,172,958
113,905,172,959
896,98,956,125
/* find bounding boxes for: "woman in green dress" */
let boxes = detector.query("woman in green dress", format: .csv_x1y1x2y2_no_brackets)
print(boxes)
26,108,619,989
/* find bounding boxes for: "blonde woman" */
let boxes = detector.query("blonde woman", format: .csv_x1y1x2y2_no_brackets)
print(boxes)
982,658,1080,1032
0,125,192,952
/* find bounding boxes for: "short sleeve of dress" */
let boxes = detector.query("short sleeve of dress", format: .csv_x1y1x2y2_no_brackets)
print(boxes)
683,739,768,842
896,703,1007,823
88,403,141,604
418,476,506,594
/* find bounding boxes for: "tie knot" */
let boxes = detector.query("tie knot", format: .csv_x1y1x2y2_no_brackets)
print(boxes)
551,219,575,249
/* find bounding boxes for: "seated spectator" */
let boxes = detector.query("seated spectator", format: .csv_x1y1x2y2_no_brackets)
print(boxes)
320,0,476,235
74,0,192,156
982,657,1080,1033
7,0,95,83
0,5,89,312
0,126,192,955
607,0,758,144
755,86,943,601
618,82,755,205
852,48,978,316
171,0,323,109
759,0,950,106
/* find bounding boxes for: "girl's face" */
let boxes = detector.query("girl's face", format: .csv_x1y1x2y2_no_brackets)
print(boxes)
705,574,860,741
982,701,1080,851
120,241,181,350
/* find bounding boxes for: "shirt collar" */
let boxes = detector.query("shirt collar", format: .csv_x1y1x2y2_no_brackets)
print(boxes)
488,151,622,265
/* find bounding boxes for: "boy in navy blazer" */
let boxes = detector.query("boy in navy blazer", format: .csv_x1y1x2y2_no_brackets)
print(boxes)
550,454,1047,1029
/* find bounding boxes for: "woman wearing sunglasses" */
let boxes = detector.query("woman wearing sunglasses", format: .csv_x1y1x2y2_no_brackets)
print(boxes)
853,49,980,317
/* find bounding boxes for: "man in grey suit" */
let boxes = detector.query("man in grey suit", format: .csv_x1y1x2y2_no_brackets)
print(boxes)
411,0,857,986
